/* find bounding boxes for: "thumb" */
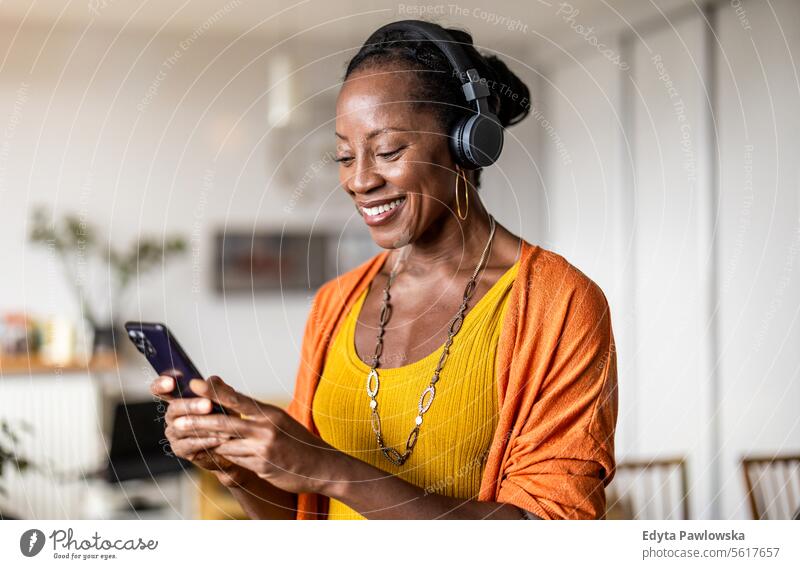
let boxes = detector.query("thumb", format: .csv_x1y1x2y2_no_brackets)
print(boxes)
190,376,261,416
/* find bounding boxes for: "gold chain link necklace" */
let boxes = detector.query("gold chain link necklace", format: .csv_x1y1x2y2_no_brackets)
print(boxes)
365,215,497,466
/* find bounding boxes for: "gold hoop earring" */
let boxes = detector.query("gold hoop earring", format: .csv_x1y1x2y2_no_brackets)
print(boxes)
455,167,469,220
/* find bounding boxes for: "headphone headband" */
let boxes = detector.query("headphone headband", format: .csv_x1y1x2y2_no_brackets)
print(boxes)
362,19,505,169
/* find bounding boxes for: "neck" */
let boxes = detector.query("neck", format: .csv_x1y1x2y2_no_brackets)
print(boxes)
394,191,494,277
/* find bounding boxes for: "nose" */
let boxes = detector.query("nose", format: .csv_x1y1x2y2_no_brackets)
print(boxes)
345,156,385,196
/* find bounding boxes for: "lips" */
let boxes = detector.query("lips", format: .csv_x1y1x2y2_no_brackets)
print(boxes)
358,196,407,226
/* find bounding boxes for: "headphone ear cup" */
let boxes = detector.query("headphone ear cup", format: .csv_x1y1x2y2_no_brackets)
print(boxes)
449,117,472,169
461,113,504,168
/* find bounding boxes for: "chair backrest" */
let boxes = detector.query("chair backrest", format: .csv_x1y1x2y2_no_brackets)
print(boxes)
606,457,689,520
741,454,800,520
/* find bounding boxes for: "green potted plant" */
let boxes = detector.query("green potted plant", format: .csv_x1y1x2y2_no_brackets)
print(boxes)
0,419,35,519
29,206,187,353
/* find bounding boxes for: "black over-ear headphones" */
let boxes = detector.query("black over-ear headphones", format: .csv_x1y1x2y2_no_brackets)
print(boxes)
363,19,504,170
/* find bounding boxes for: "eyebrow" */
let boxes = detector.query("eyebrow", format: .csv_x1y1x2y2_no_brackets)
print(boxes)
335,127,409,141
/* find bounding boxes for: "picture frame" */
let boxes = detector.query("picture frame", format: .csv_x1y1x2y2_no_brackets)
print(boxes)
214,229,378,293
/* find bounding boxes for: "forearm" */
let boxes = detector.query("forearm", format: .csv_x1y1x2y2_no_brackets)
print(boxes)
323,452,534,520
224,470,297,520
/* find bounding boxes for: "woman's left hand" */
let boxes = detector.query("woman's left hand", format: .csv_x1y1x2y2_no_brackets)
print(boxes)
170,376,340,495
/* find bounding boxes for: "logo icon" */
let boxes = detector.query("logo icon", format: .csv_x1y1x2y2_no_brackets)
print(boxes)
20,529,45,557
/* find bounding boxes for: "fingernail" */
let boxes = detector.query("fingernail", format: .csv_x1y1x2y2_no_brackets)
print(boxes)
195,399,211,412
159,377,173,388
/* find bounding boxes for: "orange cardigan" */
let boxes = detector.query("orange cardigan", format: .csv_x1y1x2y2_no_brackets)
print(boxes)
286,239,618,520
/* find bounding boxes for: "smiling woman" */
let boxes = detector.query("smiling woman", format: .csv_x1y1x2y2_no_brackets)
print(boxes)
151,18,618,521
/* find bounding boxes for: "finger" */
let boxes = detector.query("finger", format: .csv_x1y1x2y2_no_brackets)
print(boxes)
165,423,235,443
150,375,176,401
214,438,264,457
171,436,226,457
172,413,257,438
189,376,265,417
168,422,230,439
195,449,238,470
165,397,214,423
214,453,263,474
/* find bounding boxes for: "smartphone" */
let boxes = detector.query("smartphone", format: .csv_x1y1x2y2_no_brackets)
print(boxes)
124,321,223,413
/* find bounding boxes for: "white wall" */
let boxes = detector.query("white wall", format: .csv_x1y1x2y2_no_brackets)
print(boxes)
0,24,335,403
540,0,800,519
0,22,539,404
6,2,797,520
716,0,800,520
631,13,717,519
538,39,631,450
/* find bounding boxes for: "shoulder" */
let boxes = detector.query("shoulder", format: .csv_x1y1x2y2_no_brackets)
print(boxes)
518,242,609,306
515,242,612,332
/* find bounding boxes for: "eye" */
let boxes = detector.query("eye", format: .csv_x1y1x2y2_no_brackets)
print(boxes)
377,147,405,159
333,155,354,166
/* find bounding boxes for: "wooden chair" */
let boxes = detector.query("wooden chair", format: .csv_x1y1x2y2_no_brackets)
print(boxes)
605,457,689,520
741,454,800,520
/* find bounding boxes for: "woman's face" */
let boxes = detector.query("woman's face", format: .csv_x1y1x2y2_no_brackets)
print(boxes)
335,64,458,249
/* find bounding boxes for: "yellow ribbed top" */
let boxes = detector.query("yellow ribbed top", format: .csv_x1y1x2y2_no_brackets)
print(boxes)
312,260,520,519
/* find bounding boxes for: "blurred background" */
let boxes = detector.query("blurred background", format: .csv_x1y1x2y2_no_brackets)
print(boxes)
0,0,798,521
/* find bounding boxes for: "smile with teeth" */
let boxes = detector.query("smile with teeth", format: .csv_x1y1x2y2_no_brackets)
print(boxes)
361,197,405,217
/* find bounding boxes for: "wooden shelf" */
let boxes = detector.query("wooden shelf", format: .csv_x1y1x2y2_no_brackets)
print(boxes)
0,352,118,375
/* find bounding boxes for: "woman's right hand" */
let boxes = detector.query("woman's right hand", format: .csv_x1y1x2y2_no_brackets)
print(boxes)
150,375,254,488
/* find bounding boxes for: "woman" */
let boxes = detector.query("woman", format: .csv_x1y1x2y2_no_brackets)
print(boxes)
151,20,618,520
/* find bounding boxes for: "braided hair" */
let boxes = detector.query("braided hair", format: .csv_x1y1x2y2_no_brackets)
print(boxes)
344,20,531,189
